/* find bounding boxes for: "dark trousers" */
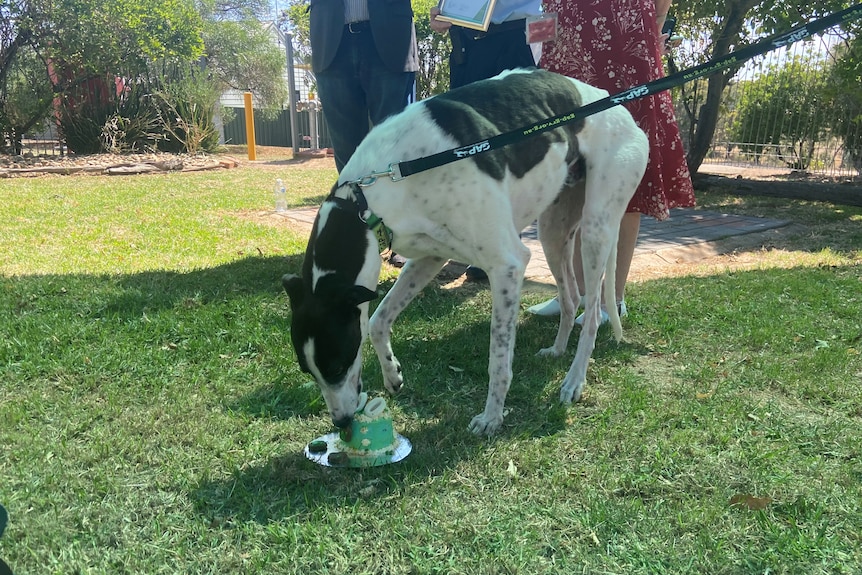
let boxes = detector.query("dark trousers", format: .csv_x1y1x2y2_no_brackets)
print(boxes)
449,23,536,89
316,23,416,172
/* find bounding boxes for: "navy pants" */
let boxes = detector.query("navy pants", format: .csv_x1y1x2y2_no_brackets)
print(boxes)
316,24,416,172
449,25,536,89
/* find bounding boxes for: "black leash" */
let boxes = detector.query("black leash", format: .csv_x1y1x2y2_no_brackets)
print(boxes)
374,3,862,182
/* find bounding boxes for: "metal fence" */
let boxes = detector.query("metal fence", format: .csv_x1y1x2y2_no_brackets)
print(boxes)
673,28,860,178
221,106,332,150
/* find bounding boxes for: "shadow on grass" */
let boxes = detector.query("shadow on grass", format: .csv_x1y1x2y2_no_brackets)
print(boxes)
5,253,663,522
189,415,487,525
101,254,305,316
192,284,653,524
190,398,579,526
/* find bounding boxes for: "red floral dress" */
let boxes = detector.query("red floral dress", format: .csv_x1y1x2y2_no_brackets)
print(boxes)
540,0,695,220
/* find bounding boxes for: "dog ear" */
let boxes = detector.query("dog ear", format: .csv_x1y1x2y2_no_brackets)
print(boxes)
334,285,378,318
341,285,377,307
282,274,305,308
345,285,378,307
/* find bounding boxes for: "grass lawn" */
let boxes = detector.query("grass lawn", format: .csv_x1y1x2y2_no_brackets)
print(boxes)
1,154,861,574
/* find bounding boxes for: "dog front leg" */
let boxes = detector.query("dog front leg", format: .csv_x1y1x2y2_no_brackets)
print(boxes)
469,257,527,436
370,256,445,394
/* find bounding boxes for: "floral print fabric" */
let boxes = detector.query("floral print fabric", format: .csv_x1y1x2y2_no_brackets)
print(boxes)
540,0,695,220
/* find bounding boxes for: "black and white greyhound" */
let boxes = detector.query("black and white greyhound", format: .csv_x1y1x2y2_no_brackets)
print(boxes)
283,68,648,436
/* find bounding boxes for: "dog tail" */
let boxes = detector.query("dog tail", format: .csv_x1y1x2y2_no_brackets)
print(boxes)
604,242,624,341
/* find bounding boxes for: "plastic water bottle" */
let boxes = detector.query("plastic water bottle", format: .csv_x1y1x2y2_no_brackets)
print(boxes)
274,178,287,212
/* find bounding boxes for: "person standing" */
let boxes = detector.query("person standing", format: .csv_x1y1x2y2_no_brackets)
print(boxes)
528,0,696,320
310,0,419,266
430,0,543,281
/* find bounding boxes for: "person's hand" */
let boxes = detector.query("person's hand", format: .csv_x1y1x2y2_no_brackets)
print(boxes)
658,32,670,56
430,6,451,34
658,33,682,56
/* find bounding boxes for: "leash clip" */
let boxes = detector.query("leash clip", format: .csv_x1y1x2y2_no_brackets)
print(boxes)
357,167,392,187
388,163,404,181
347,181,394,253
355,163,404,187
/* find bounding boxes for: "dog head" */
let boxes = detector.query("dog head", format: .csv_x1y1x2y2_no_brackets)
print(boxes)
282,274,377,428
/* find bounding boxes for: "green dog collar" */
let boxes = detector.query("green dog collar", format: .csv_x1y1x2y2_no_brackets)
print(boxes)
349,182,393,254
366,213,393,254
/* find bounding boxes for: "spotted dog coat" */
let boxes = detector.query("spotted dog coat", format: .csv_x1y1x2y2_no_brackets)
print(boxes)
283,68,648,435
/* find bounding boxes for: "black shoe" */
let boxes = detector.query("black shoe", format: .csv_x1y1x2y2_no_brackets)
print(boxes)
387,253,406,268
464,266,488,282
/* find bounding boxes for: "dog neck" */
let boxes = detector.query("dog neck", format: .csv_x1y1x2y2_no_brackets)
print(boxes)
309,196,382,295
333,182,393,253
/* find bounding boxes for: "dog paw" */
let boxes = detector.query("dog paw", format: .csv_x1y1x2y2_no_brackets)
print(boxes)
468,413,503,436
383,362,403,394
537,346,563,358
559,381,584,404
384,378,403,394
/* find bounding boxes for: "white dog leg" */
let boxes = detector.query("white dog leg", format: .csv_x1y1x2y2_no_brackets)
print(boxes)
536,182,585,357
469,246,530,436
557,103,648,404
559,216,613,404
537,223,580,357
370,256,446,394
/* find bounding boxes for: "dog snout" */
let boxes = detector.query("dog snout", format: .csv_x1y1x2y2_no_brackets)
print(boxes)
332,414,353,429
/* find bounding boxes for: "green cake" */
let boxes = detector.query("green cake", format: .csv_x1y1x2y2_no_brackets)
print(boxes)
336,393,400,464
304,392,411,468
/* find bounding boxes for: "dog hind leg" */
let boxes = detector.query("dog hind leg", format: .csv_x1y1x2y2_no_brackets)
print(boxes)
558,211,617,403
559,132,646,403
537,182,585,357
369,256,446,394
602,240,623,342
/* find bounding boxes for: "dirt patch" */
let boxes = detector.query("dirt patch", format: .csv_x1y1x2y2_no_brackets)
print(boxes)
232,209,316,235
1,145,337,177
219,145,336,172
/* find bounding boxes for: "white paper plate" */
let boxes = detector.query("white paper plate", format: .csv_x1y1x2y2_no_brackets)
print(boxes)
304,431,412,468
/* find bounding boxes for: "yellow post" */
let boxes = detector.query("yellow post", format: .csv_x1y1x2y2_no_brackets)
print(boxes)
243,92,256,161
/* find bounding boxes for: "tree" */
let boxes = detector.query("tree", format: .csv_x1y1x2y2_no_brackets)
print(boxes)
1,1,47,152
826,30,862,172
280,0,311,66
1,0,206,152
672,0,854,173
200,0,289,115
1,0,288,154
0,30,53,153
411,0,450,98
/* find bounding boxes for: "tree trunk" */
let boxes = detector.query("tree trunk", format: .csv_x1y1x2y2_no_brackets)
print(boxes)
686,72,729,174
685,0,760,174
0,29,32,88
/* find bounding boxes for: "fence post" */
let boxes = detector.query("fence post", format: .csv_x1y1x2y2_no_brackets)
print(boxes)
244,92,256,161
285,33,300,155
